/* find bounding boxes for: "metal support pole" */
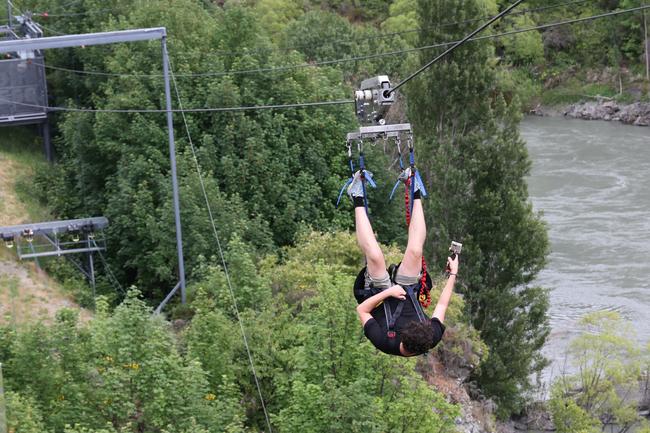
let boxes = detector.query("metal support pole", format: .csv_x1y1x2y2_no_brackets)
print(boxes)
88,239,96,303
643,9,650,81
155,281,182,314
43,118,53,163
28,241,40,269
0,28,184,307
6,0,11,29
161,36,186,304
0,362,7,433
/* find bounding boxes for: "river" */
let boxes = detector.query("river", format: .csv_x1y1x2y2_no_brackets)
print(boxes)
521,116,650,390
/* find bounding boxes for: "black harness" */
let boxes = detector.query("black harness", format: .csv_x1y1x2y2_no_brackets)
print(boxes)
384,283,428,338
354,264,430,339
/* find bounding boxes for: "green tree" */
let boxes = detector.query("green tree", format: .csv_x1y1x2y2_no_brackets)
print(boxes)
381,376,459,433
282,10,355,62
35,0,358,300
549,396,599,433
498,14,544,66
275,377,383,433
381,0,418,47
305,0,389,22
254,0,306,37
4,391,50,433
407,0,550,417
643,342,650,417
618,0,650,66
550,312,644,433
2,230,477,432
2,294,230,432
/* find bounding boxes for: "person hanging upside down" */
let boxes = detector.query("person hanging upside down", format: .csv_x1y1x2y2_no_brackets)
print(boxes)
348,168,459,357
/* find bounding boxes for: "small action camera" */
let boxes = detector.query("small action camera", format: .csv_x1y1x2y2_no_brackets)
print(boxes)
449,241,462,257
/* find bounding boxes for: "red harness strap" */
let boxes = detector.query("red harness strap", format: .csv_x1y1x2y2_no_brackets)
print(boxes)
404,178,431,308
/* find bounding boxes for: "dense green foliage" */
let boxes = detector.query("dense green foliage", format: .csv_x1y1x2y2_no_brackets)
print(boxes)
549,312,650,433
4,0,648,423
407,0,550,418
1,233,464,433
507,0,650,105
28,0,353,299
18,0,647,299
22,0,416,301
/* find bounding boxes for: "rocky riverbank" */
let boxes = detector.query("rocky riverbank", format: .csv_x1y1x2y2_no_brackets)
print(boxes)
531,100,650,126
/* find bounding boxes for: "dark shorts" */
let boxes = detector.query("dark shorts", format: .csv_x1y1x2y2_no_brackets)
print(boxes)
353,267,381,304
353,266,432,304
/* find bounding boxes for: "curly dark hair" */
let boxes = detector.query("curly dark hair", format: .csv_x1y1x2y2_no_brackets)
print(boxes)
401,320,437,355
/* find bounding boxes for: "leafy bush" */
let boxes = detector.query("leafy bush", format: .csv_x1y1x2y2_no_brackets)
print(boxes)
550,311,646,433
499,15,545,66
5,391,50,433
497,67,542,110
1,231,477,432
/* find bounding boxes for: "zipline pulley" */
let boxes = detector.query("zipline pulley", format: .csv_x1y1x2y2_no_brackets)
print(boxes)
343,74,434,309
355,75,395,126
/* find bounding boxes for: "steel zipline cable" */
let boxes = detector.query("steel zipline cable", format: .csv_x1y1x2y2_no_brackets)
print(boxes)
2,4,649,113
0,96,354,112
27,4,650,80
392,0,525,93
33,8,114,18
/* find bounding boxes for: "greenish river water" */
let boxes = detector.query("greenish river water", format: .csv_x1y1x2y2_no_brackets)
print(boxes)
521,116,650,388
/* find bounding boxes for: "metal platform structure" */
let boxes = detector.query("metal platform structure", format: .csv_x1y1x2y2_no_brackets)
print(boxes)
346,123,412,142
0,27,187,311
0,10,52,160
0,217,109,294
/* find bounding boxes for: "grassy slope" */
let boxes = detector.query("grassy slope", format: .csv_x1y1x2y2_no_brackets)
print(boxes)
0,126,89,326
538,67,650,107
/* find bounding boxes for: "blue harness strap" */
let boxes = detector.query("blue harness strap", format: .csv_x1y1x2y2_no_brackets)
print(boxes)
336,141,356,208
336,140,376,211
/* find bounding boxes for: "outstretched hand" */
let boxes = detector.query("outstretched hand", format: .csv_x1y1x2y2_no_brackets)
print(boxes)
386,285,406,300
447,255,459,275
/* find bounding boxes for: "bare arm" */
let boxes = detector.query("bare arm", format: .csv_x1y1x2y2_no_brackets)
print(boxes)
356,285,406,326
432,256,459,323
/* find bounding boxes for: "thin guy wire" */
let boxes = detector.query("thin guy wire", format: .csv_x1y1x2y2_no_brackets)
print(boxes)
28,4,650,80
2,5,647,114
0,95,354,112
7,0,23,16
392,0,526,93
94,244,126,295
34,8,113,18
38,22,71,36
24,0,587,46
9,0,575,73
7,0,69,36
169,63,274,433
9,3,107,37
56,0,84,11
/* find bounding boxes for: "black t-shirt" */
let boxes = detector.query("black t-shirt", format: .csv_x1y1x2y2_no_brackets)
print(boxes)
363,298,445,356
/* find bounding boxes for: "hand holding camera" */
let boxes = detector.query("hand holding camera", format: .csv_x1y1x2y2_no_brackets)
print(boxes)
445,241,462,276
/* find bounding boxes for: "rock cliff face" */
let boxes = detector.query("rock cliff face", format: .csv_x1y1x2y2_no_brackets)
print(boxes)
532,101,650,126
564,101,650,126
420,354,498,433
